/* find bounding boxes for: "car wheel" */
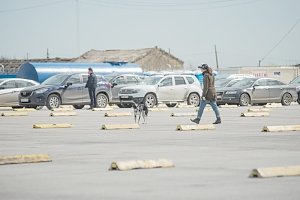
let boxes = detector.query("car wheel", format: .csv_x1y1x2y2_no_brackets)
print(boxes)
187,93,200,106
144,93,157,108
96,93,108,108
117,104,124,108
166,103,177,107
281,93,292,106
46,94,61,110
239,93,250,106
73,105,85,109
297,93,300,105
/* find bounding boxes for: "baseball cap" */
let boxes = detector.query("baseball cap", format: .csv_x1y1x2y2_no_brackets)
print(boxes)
198,64,209,69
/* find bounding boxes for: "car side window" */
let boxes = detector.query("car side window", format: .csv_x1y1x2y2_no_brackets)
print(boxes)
82,75,88,83
16,80,33,88
114,76,125,84
159,77,173,87
127,76,139,84
267,80,284,86
175,76,186,85
2,81,16,89
67,74,81,84
256,79,267,86
186,77,195,84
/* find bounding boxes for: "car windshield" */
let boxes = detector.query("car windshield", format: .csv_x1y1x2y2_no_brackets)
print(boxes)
231,78,257,88
290,76,300,84
143,76,163,85
215,78,232,87
42,74,69,85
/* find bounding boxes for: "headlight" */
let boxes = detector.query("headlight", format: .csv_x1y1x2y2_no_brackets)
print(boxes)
225,91,237,95
35,88,49,94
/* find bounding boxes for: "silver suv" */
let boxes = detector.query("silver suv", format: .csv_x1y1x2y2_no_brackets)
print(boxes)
119,74,202,108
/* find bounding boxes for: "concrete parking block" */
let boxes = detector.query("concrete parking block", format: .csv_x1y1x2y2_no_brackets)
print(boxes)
104,112,132,117
249,165,300,178
1,111,28,116
0,154,51,165
171,112,196,117
219,104,238,108
262,125,300,132
263,103,282,108
176,124,215,131
50,111,77,117
13,108,36,112
101,123,140,130
241,112,270,117
109,159,174,171
148,108,168,111
92,107,114,111
0,107,12,110
33,123,72,129
247,108,271,112
176,104,195,108
52,108,74,111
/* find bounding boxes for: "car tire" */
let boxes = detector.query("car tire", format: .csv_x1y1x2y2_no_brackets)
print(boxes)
73,105,85,109
144,93,157,108
96,93,108,108
297,93,300,105
166,103,177,107
46,94,61,110
239,93,250,106
187,93,200,106
281,93,292,106
116,104,124,108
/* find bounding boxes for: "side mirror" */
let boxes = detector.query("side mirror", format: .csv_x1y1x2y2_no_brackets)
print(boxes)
112,83,117,88
65,82,72,88
253,84,259,89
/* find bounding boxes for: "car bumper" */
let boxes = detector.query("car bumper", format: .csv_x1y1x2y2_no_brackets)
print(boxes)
217,94,240,104
119,94,144,104
19,93,47,106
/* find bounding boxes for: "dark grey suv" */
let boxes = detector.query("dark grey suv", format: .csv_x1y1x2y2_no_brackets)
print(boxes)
19,73,112,110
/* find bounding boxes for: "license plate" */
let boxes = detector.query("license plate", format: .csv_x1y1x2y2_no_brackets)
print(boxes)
217,95,222,99
20,98,29,103
120,95,129,99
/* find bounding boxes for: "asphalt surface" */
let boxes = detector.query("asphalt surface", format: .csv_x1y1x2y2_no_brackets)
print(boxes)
0,104,300,200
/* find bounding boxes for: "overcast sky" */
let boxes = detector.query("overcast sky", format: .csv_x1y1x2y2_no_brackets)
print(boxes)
0,0,299,69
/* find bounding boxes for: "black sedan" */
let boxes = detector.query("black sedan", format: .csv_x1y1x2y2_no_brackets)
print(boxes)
216,78,298,106
19,73,112,110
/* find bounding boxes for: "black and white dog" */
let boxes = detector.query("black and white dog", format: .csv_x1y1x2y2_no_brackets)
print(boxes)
133,102,148,124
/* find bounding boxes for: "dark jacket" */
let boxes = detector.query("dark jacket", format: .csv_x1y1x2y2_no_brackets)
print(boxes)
85,73,97,89
202,72,217,101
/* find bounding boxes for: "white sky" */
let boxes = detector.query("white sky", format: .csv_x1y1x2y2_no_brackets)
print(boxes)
0,0,299,69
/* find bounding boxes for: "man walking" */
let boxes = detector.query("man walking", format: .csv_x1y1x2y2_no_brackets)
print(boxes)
85,67,97,109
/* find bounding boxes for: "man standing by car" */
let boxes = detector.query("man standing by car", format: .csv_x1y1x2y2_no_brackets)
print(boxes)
85,68,97,109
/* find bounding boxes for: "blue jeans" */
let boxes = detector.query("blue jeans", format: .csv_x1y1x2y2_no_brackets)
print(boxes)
197,99,220,120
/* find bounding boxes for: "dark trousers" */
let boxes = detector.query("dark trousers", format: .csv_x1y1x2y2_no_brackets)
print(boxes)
88,88,96,108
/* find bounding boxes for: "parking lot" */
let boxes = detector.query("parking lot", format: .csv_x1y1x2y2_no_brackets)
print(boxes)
0,104,300,200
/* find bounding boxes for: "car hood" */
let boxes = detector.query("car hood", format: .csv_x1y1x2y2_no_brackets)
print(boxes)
20,84,55,91
121,84,156,90
217,86,244,92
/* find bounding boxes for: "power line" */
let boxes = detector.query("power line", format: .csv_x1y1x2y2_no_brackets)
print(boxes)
260,15,300,65
0,0,70,13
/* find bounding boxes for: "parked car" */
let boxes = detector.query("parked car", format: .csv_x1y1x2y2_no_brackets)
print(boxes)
216,78,244,88
216,78,298,106
0,78,40,108
19,73,112,110
107,74,143,107
289,76,300,104
118,74,202,108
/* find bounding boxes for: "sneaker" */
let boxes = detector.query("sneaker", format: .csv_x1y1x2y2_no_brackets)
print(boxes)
190,118,200,124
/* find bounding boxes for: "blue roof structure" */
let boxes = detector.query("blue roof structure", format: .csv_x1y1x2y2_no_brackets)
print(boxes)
17,62,143,83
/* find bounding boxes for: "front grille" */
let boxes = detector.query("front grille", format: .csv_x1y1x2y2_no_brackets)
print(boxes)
20,91,33,97
119,89,135,94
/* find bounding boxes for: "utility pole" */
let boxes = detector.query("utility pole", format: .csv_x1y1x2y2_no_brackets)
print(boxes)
214,45,219,70
47,48,49,59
